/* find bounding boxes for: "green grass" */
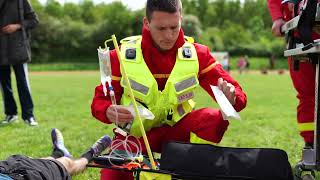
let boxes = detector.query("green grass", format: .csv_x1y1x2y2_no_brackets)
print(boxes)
28,62,99,71
0,70,307,179
229,56,288,70
27,56,288,72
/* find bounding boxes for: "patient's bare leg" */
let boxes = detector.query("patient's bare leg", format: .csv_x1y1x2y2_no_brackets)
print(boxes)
56,157,88,175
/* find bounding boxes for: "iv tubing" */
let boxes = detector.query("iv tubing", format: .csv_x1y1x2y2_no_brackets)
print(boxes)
108,81,117,105
111,35,156,170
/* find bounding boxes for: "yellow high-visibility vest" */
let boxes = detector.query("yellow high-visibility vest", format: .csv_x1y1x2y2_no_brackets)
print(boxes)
120,35,199,137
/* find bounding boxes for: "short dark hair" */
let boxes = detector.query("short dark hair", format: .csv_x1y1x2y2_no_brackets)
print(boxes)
146,0,182,21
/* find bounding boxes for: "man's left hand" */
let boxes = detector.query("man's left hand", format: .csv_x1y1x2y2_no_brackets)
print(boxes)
2,24,21,34
217,77,236,105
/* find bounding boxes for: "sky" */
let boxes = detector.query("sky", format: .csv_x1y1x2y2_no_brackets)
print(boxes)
38,0,147,10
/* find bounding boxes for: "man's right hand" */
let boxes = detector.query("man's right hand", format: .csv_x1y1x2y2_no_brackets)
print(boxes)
106,105,134,126
271,18,285,37
2,24,21,34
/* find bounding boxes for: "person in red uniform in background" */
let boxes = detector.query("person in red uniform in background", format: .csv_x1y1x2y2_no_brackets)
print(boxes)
267,0,316,147
91,0,247,179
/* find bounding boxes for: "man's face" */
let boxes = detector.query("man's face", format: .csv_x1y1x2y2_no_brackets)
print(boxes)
144,11,182,51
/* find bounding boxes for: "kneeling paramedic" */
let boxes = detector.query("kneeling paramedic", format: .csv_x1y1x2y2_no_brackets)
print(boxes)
91,0,247,179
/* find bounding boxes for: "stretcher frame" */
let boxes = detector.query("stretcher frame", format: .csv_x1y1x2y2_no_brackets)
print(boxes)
281,1,320,178
87,163,216,180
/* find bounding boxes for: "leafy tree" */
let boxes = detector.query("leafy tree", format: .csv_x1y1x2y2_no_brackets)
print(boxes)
220,21,251,54
28,0,286,63
182,14,202,41
32,14,64,61
30,0,43,13
45,0,63,18
80,0,98,24
183,0,199,16
64,3,82,21
131,9,145,35
210,0,226,27
199,27,224,51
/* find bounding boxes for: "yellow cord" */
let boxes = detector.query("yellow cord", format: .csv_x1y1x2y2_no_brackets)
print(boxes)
111,35,156,170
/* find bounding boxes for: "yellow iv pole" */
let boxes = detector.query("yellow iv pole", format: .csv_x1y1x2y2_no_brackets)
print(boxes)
111,35,156,170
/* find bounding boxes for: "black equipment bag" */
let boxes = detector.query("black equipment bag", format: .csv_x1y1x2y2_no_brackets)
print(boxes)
160,142,293,180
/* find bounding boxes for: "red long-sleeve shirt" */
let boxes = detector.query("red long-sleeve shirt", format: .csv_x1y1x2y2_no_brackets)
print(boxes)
267,0,319,39
91,27,247,124
267,0,283,21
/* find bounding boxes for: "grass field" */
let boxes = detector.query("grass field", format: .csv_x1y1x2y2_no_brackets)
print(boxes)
0,70,306,179
27,56,288,71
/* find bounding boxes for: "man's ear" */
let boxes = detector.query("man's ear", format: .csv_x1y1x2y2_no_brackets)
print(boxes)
179,15,183,27
143,17,150,30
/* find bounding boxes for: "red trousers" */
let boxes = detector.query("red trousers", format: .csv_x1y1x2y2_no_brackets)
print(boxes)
100,108,229,180
288,58,315,144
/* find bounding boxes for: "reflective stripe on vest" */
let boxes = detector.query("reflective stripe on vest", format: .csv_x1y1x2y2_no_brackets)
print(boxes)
122,79,149,95
175,76,197,92
298,122,314,131
120,35,199,137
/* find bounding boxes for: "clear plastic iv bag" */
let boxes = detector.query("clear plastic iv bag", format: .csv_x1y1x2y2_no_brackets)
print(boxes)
97,47,112,96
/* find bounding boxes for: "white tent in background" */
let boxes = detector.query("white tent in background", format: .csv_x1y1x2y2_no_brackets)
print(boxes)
210,52,229,63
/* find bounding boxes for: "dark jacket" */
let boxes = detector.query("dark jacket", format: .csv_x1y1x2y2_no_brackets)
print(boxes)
0,0,39,65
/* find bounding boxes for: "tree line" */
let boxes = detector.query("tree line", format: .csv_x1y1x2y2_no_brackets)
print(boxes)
28,0,284,63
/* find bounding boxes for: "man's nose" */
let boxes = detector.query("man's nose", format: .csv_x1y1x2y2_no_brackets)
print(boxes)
164,29,174,39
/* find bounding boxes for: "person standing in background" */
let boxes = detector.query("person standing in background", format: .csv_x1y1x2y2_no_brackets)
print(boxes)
0,0,39,126
237,56,247,74
221,54,230,72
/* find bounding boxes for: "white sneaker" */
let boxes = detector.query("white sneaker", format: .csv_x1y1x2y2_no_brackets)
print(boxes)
23,117,38,126
1,115,18,124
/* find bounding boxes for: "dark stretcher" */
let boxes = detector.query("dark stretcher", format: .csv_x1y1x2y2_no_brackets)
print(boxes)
281,0,320,179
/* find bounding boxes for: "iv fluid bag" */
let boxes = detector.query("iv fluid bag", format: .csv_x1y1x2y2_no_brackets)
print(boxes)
97,48,112,95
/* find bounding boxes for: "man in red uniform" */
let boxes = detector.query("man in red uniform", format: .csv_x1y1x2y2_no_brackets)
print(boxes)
267,0,315,147
91,0,247,179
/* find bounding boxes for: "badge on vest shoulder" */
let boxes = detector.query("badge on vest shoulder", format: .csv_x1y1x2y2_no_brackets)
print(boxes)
125,48,136,60
177,92,194,103
182,47,192,58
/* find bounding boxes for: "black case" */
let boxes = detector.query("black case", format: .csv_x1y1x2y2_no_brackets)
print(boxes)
160,142,293,180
